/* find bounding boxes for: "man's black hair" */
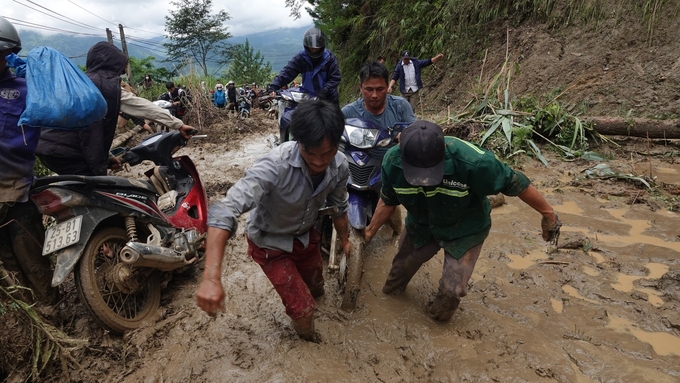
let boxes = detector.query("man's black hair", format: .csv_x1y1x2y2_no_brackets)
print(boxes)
359,61,389,85
376,55,386,62
165,81,175,89
290,99,345,148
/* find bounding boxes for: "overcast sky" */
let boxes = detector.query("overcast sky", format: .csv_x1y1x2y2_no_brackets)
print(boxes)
2,0,314,39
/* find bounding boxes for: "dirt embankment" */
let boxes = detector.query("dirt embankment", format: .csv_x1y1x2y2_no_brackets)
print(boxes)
423,10,680,121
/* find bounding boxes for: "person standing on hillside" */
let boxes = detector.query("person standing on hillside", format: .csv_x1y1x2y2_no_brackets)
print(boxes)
363,121,561,322
268,27,341,103
0,16,59,305
388,50,444,110
196,100,351,341
342,61,416,128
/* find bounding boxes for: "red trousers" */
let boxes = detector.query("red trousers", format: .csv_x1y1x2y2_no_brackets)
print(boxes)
247,229,324,320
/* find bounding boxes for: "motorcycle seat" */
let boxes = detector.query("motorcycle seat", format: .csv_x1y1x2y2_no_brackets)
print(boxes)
33,175,156,194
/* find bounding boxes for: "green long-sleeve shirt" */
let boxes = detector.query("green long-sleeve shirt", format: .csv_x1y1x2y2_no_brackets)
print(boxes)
380,136,531,259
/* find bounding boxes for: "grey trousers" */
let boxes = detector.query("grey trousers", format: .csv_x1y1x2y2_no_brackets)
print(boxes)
401,90,419,110
383,229,483,321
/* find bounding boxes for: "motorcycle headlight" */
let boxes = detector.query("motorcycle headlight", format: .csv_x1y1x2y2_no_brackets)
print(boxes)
345,125,380,149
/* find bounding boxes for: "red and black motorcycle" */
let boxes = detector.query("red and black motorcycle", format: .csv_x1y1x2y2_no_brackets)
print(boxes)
30,130,207,334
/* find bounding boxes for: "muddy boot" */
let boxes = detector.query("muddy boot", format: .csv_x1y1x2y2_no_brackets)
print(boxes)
292,311,320,342
308,283,325,299
428,294,460,322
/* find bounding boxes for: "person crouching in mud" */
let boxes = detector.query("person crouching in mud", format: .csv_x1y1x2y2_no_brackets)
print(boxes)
364,120,561,322
196,99,350,341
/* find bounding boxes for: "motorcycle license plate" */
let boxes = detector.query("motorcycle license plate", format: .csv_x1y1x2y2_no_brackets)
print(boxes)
42,216,83,255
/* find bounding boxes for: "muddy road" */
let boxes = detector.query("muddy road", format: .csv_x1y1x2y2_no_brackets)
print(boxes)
14,114,680,382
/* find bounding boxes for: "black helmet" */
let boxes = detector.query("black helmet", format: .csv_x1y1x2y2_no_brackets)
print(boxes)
0,16,22,54
303,27,326,59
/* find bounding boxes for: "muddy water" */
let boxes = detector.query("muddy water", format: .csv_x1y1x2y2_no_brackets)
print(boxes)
118,131,680,383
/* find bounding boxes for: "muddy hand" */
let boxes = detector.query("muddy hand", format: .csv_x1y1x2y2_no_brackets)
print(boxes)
541,213,562,245
196,277,226,317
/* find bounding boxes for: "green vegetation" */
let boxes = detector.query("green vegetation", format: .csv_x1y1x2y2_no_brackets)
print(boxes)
0,274,87,380
128,56,177,88
454,55,612,165
225,40,274,86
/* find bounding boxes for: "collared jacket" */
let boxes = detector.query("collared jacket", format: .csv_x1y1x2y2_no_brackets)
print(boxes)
270,49,341,103
208,141,349,253
0,67,39,203
391,57,433,94
380,136,531,259
341,94,416,129
36,42,127,175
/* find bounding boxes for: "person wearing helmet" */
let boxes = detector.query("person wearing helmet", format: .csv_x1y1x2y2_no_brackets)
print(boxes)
0,16,59,305
268,27,341,103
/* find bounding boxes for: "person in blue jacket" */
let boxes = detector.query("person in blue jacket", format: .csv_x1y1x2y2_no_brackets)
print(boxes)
268,27,341,103
213,83,227,108
388,50,444,110
0,16,58,305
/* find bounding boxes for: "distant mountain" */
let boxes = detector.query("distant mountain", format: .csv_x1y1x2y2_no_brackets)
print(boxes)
15,25,312,73
230,25,310,71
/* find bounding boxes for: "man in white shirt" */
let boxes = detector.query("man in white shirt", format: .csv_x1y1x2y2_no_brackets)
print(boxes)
388,50,444,110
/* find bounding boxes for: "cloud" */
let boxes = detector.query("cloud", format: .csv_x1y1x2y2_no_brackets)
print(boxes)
3,0,313,38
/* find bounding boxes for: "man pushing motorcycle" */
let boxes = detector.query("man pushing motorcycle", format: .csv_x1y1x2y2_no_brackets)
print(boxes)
364,120,561,322
196,99,350,341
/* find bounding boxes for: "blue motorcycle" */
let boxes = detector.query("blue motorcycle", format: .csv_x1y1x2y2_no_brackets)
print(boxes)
320,118,409,311
269,87,313,146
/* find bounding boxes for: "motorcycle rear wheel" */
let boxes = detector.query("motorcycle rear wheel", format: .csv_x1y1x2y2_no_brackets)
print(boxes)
340,227,364,312
75,227,161,334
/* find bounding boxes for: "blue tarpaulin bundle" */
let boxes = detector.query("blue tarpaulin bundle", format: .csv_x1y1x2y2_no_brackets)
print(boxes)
17,46,107,129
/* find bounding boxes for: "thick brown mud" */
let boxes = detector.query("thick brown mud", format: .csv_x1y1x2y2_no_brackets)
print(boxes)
108,119,680,383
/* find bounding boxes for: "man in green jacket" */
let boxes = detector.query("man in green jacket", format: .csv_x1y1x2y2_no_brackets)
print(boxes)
364,121,561,322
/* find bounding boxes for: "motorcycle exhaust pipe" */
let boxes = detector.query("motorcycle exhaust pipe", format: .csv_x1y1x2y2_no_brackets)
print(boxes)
120,242,196,271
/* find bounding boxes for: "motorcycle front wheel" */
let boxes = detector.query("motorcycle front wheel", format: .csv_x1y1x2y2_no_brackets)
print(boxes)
75,227,161,334
339,227,364,312
239,110,249,120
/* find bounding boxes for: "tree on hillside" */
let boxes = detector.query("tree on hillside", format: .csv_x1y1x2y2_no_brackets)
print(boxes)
225,40,274,87
164,0,232,77
129,56,177,85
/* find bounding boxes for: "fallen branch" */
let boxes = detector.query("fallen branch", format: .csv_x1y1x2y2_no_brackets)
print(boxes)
111,126,143,149
539,261,570,265
582,117,680,139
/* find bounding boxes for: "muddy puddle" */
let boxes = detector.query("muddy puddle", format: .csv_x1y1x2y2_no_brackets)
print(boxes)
101,127,679,383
